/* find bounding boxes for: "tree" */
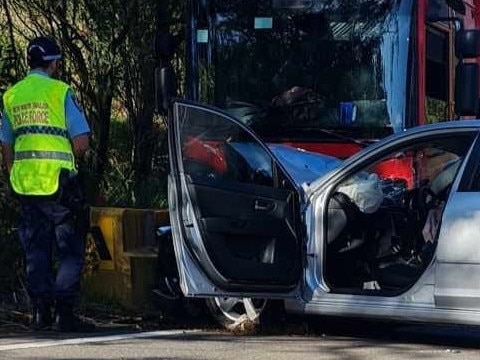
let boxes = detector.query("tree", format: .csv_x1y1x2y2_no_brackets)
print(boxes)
2,0,137,179
118,0,184,205
0,0,185,207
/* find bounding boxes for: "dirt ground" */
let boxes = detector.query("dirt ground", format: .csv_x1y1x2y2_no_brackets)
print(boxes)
0,294,219,335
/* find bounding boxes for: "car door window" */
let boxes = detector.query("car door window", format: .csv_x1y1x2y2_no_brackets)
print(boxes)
179,107,274,187
325,133,476,295
362,139,468,206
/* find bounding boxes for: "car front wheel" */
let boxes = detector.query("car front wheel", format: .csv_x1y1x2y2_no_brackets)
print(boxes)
205,297,269,331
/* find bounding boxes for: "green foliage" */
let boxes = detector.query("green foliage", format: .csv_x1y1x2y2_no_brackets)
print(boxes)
101,167,168,209
0,43,22,107
0,0,180,303
99,119,168,209
0,45,13,95
426,97,449,123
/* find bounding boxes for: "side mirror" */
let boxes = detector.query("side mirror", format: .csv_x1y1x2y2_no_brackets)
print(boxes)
455,62,479,116
456,29,480,59
155,66,177,116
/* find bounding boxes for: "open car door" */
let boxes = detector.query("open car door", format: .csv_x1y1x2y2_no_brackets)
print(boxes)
168,100,304,298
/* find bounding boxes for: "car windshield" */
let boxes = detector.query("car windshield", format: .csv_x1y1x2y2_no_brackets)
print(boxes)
208,0,414,137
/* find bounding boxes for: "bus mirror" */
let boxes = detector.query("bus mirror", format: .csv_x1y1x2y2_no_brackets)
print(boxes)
456,29,480,59
455,62,479,116
155,66,177,115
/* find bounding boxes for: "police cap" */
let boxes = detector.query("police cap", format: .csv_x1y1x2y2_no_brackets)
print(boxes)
26,36,62,65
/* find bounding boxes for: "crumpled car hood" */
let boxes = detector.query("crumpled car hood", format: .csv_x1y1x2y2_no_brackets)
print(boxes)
268,144,342,187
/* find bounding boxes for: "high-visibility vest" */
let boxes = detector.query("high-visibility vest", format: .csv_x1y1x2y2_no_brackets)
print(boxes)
3,73,76,196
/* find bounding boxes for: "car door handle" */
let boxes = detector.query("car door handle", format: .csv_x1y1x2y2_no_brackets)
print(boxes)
254,199,275,212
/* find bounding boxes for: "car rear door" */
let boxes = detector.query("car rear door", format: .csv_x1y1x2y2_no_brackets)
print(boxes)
434,133,480,310
168,100,304,298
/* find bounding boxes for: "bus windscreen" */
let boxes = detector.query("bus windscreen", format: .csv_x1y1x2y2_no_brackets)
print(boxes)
205,0,414,138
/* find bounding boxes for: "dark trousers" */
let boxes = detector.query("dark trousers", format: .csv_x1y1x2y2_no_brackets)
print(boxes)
18,184,86,307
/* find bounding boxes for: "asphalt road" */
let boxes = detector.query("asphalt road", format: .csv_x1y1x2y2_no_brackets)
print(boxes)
2,318,480,359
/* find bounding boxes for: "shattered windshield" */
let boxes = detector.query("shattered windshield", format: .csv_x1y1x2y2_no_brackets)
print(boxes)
207,0,414,137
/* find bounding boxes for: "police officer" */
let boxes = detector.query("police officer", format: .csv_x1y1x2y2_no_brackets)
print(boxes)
0,36,92,332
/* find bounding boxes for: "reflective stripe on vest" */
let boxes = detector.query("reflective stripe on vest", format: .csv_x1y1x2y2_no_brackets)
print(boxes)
14,150,74,162
2,73,75,196
14,125,69,139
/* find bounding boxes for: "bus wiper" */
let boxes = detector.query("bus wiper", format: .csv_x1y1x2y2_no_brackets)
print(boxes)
314,127,373,148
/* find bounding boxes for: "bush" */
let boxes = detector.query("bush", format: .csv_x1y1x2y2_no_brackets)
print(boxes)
98,118,169,209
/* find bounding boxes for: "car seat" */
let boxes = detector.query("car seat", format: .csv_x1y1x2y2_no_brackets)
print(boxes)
375,158,462,291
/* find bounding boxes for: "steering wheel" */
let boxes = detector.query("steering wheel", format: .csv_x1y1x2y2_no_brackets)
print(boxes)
421,186,438,210
402,185,438,253
406,184,439,214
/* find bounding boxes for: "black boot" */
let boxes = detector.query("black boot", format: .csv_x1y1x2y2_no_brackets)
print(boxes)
31,301,53,330
53,301,95,333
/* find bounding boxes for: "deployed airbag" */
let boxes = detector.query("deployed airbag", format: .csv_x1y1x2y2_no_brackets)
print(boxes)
337,173,384,213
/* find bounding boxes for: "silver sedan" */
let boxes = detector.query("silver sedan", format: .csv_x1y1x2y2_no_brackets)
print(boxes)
167,100,480,330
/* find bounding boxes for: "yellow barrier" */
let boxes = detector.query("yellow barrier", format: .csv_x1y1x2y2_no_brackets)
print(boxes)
82,207,170,309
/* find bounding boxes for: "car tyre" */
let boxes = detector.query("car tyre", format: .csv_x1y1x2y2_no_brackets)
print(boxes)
205,297,283,332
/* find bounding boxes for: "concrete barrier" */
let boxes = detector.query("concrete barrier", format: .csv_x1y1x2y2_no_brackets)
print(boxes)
82,207,169,309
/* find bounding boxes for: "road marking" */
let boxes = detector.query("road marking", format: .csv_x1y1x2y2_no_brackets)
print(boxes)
0,329,200,351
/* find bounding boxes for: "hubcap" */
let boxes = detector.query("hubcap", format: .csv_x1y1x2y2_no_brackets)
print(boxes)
214,297,267,322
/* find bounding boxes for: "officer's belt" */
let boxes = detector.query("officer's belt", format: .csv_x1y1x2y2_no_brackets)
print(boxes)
14,150,73,162
14,126,69,139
